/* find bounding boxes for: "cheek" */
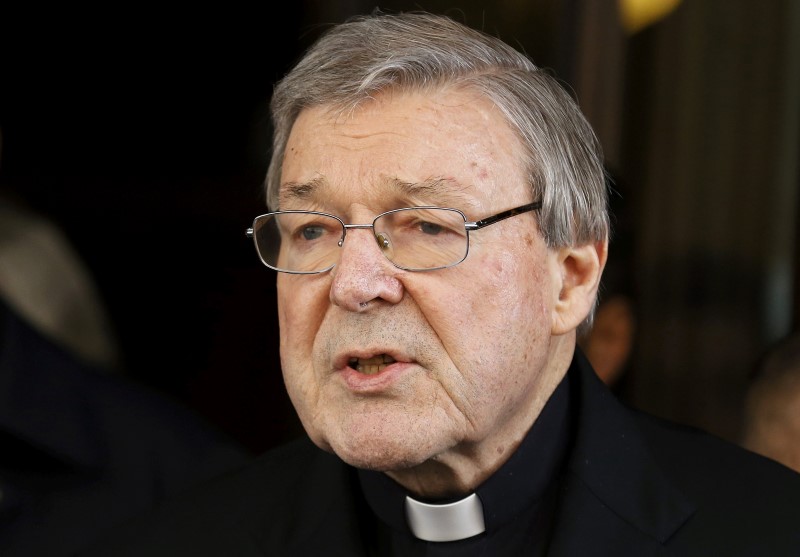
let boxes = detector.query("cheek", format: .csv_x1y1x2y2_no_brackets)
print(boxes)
477,250,551,324
464,253,554,405
421,249,552,373
277,277,330,362
276,278,331,442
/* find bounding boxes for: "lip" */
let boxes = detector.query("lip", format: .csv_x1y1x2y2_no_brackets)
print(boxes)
332,348,409,369
340,361,416,392
333,350,415,393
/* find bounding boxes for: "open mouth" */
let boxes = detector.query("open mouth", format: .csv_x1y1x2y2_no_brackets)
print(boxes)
348,354,397,375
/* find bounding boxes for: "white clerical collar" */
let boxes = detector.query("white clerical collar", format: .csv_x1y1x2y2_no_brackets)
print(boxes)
404,493,486,542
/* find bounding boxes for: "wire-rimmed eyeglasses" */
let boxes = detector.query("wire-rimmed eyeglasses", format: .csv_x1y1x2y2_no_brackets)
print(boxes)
245,201,541,274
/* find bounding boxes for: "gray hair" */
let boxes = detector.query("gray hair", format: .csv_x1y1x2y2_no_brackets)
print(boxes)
266,10,609,249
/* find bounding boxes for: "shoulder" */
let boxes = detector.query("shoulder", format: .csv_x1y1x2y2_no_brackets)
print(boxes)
79,437,352,556
565,351,800,553
574,348,800,508
631,408,800,550
57,360,252,499
633,406,800,492
146,435,340,521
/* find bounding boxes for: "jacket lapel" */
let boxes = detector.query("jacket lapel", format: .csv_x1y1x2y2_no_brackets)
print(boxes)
547,351,694,555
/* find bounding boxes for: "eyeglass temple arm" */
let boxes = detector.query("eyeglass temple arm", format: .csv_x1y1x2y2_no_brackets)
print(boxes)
466,201,542,231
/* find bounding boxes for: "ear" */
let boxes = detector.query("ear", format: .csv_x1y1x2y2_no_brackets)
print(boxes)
551,239,608,335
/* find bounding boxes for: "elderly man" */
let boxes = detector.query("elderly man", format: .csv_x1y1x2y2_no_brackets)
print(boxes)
84,10,800,556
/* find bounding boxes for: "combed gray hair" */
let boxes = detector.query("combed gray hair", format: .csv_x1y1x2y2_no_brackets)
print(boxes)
266,10,609,250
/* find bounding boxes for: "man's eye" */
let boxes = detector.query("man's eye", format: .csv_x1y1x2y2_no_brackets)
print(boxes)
419,221,443,235
301,226,325,240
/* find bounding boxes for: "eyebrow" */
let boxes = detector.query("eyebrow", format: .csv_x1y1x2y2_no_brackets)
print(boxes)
279,177,325,205
279,176,478,210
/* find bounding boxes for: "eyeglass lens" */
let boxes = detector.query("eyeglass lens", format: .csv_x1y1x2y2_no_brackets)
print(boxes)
252,208,469,273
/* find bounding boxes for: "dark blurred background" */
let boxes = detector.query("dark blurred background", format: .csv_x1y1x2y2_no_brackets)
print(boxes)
1,0,798,454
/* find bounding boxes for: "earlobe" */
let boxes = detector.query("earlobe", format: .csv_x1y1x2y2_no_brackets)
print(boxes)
551,239,608,335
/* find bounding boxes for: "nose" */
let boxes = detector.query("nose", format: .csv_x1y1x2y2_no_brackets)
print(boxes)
329,227,404,311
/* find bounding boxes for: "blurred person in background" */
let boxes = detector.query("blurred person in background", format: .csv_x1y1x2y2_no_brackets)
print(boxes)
740,330,800,474
0,128,251,557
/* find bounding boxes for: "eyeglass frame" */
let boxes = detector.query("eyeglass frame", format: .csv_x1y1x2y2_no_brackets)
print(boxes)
245,201,542,274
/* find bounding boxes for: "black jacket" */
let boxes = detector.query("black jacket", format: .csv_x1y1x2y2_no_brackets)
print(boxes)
0,300,250,557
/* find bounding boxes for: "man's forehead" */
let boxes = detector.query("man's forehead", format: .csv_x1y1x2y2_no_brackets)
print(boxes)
279,89,531,213
278,176,478,207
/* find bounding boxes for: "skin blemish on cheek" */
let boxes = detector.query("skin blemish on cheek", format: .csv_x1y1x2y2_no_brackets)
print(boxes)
491,259,505,274
468,160,489,181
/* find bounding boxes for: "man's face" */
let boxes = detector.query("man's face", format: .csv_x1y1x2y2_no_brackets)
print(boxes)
276,88,574,493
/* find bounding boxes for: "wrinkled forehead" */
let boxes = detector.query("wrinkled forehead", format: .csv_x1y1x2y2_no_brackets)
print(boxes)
277,90,532,213
278,174,479,214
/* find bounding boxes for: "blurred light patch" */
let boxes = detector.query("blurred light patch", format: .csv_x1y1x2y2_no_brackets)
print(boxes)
619,0,683,34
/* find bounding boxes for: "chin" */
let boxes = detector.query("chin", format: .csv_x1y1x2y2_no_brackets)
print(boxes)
334,445,428,472
300,399,459,471
326,426,442,472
